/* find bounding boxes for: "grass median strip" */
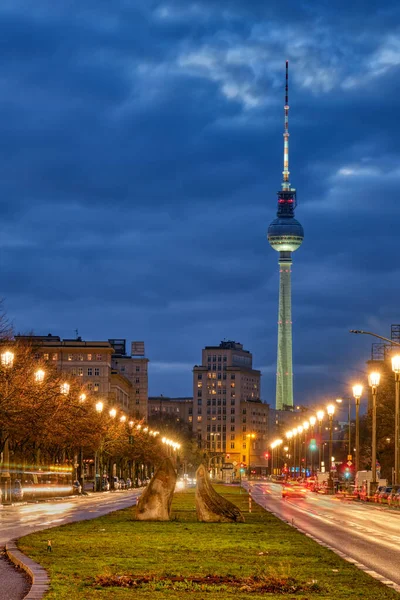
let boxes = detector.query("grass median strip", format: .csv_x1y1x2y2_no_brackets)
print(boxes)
18,486,399,599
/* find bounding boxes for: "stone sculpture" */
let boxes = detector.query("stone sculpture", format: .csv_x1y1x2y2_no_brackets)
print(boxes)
135,458,177,521
195,464,245,523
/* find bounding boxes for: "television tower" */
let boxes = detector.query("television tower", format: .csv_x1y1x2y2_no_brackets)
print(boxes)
267,61,304,410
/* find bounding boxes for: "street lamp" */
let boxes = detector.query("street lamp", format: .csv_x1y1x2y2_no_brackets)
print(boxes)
309,416,316,476
297,426,303,478
109,408,117,418
352,384,363,475
302,421,309,477
286,431,293,477
368,372,380,492
94,401,103,491
392,356,400,486
316,411,324,472
79,393,86,402
34,369,45,383
327,404,335,492
60,382,70,395
1,351,14,504
246,433,256,479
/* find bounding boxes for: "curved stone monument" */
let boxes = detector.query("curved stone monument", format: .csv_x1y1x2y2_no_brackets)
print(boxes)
195,464,245,523
136,458,177,521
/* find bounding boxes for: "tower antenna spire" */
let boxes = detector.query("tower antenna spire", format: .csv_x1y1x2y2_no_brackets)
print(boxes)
282,60,290,191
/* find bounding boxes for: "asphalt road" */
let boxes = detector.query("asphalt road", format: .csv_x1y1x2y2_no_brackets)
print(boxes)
246,481,400,589
0,489,142,547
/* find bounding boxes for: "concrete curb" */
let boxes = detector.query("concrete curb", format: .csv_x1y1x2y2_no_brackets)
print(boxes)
5,540,49,599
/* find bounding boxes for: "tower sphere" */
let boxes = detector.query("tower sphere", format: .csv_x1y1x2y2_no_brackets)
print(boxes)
267,217,304,252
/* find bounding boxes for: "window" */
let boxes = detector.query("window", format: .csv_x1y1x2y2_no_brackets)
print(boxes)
136,366,140,372
52,353,57,361
197,416,202,422
231,374,235,380
188,416,193,422
198,373,202,379
243,443,246,449
198,390,202,397
72,368,77,376
96,354,102,361
136,398,140,404
212,355,216,361
218,355,221,362
223,374,227,380
135,377,140,383
94,383,100,392
78,367,83,377
231,434,235,440
231,382,235,388
44,353,50,360
87,368,92,376
87,383,93,391
34,353,40,360
136,389,140,394
94,368,100,376
230,442,235,449
231,408,235,414
68,354,73,361
78,354,83,361
87,353,92,361
223,356,227,362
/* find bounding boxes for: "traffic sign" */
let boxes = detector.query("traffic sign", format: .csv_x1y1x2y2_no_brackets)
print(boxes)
347,460,353,467
232,461,238,466
222,464,234,470
347,454,352,461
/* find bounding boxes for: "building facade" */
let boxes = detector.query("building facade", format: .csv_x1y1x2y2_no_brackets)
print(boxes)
193,341,269,472
148,396,193,428
109,339,149,419
14,335,149,418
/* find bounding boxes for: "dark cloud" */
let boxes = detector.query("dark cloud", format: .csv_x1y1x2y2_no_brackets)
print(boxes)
0,1,399,401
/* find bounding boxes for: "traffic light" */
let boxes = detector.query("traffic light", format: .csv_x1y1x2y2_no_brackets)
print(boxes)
309,438,317,451
226,454,230,460
264,453,270,460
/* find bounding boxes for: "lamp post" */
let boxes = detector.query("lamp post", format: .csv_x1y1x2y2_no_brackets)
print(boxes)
392,356,400,486
94,401,103,491
1,351,14,504
246,433,256,479
291,428,298,477
317,410,324,472
309,416,316,476
327,404,335,493
368,372,380,493
297,426,303,479
352,384,363,475
285,431,293,478
302,421,309,478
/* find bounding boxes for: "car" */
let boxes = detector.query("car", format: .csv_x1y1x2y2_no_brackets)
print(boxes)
373,485,386,503
378,486,392,504
119,479,126,490
111,476,120,490
282,483,307,499
12,479,24,501
72,480,82,495
125,478,132,489
387,487,400,506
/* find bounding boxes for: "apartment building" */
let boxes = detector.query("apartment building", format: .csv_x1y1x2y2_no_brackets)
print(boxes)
193,341,269,472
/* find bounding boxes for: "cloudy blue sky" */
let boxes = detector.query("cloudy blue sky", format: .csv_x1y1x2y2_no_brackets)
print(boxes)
1,0,399,406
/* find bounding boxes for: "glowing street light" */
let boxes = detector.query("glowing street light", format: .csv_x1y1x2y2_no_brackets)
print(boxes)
1,351,14,367
34,369,45,383
79,393,86,402
60,382,70,395
109,408,117,418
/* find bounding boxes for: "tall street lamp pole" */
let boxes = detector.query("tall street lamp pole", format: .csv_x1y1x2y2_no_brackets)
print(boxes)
1,351,14,505
352,384,363,476
309,416,316,476
392,356,400,486
303,421,309,477
327,404,335,492
95,401,103,491
292,428,298,477
368,372,380,493
297,426,303,478
317,411,324,473
246,433,256,479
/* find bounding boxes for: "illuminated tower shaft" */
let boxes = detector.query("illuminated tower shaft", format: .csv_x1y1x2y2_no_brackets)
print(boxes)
267,61,304,411
276,251,293,410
